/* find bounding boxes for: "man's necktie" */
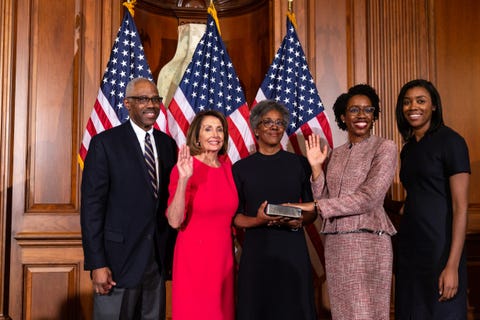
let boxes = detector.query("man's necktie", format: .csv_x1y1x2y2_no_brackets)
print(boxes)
144,133,158,198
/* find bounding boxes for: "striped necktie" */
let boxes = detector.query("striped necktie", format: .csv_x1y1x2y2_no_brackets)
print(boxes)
144,133,158,198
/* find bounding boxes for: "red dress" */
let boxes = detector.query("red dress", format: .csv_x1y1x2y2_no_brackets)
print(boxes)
168,157,238,320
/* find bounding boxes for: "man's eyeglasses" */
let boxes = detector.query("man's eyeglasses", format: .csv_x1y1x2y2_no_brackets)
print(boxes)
260,119,287,128
346,106,375,115
127,96,163,105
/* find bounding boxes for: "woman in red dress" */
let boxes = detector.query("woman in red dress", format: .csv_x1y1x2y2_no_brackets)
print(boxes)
167,110,238,320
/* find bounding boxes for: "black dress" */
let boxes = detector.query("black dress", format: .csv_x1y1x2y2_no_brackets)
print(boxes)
232,150,317,320
395,126,470,319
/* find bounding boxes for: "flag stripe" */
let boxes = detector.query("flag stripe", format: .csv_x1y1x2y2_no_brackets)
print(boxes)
78,10,163,166
305,223,326,267
304,228,325,282
167,5,254,164
154,103,169,134
226,105,254,160
168,90,195,142
251,15,333,282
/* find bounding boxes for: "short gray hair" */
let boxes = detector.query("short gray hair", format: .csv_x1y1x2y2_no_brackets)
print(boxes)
249,100,290,130
125,77,155,96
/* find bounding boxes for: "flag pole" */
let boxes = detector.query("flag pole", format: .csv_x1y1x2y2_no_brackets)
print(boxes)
286,0,298,29
208,1,221,35
123,0,137,17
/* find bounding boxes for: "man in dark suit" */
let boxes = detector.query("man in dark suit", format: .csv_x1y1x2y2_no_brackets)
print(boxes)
81,77,177,319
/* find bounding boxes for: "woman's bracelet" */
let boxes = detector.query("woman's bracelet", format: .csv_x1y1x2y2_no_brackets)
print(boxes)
313,200,318,215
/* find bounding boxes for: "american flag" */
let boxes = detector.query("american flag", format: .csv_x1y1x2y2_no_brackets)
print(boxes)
252,13,332,288
253,15,333,153
167,4,255,163
78,9,168,168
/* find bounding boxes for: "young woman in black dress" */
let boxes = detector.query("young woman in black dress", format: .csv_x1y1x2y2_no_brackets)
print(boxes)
395,79,470,319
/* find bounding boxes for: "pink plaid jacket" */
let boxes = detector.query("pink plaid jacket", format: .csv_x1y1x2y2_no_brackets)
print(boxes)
312,135,397,235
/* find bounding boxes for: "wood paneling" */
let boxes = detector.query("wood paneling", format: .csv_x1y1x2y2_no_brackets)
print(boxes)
435,0,480,311
312,0,349,148
7,0,119,318
26,0,77,210
434,0,480,234
0,0,14,318
1,0,480,319
17,233,92,320
358,0,433,200
24,265,77,319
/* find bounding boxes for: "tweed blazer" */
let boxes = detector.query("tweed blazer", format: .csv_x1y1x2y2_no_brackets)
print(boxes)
312,135,397,235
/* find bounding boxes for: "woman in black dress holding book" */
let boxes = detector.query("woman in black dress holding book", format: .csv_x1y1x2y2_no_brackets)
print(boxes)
233,100,317,320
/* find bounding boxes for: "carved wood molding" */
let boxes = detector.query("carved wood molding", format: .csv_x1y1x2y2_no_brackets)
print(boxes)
15,232,82,247
137,0,268,20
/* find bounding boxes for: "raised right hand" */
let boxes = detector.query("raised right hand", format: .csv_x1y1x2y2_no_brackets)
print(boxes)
305,134,328,168
177,145,193,179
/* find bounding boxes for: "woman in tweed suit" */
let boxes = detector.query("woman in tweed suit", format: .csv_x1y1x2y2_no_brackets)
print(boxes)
288,84,397,319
